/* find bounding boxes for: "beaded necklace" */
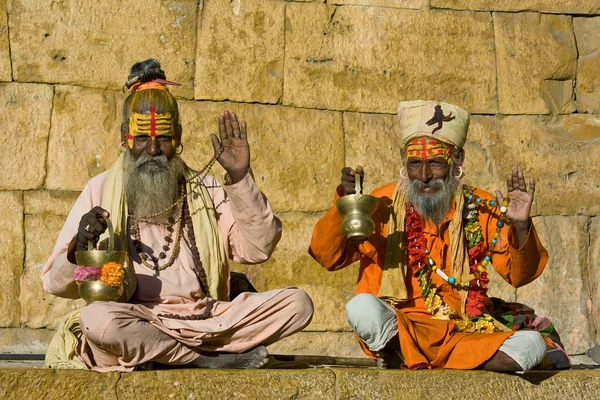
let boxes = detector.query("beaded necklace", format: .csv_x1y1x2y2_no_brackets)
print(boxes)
409,186,509,332
128,149,224,273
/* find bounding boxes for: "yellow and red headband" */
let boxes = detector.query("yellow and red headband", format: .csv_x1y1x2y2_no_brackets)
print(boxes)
405,138,452,162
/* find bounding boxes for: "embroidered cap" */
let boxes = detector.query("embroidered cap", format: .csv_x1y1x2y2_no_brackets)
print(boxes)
397,100,470,148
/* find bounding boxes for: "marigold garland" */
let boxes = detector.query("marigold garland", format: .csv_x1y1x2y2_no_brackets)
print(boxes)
101,262,125,287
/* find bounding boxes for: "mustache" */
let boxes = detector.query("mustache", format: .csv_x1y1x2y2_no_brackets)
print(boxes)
410,179,445,190
134,153,169,171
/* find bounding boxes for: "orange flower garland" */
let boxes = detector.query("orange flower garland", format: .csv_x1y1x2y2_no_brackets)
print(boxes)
100,262,125,287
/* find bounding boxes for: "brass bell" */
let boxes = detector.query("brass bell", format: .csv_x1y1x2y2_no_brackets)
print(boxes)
335,172,379,242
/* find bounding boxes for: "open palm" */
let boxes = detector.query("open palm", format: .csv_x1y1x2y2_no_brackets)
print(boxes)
495,167,535,224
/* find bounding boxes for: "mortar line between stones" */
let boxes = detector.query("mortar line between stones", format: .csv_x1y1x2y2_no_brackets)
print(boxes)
341,112,347,168
18,190,24,327
329,367,340,400
570,15,579,109
585,216,599,343
192,0,204,101
42,86,56,190
490,11,500,115
281,2,288,105
5,5,13,81
114,372,122,399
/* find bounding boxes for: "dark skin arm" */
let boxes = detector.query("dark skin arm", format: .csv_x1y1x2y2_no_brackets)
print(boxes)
66,206,109,263
341,166,364,196
210,110,250,185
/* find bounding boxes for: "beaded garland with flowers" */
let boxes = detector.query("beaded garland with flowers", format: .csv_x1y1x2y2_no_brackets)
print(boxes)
408,185,508,333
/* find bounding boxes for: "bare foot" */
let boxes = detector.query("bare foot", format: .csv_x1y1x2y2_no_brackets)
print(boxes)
377,350,404,369
190,346,269,369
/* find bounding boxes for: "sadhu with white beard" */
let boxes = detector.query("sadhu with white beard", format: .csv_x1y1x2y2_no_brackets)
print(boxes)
309,100,570,371
41,59,313,372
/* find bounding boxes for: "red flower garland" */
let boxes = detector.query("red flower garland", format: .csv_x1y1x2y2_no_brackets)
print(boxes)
406,205,492,319
466,241,491,317
406,207,428,276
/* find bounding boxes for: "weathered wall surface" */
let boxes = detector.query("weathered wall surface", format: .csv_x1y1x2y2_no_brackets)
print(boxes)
0,0,599,359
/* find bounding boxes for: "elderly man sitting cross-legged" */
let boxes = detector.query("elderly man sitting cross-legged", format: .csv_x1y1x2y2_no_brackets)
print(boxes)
42,59,313,372
309,100,570,372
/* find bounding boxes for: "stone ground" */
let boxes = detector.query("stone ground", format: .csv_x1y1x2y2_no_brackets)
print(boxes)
1,365,600,400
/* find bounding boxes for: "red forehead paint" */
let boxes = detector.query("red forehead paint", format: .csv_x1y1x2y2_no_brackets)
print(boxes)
150,105,156,138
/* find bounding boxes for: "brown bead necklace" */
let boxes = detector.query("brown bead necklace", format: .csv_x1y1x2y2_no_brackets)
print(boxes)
130,196,184,272
128,149,223,273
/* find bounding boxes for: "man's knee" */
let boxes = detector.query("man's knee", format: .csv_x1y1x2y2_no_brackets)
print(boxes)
79,302,119,347
346,293,390,328
345,293,398,351
500,331,547,371
285,288,314,328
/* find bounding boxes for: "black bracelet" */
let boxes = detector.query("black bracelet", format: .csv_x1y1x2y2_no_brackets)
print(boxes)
76,233,90,249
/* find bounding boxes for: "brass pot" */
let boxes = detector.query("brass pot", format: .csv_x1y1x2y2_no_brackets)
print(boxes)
78,280,124,303
335,174,380,242
75,217,127,303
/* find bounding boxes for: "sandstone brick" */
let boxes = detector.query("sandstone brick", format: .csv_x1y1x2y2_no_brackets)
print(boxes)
431,0,600,14
0,83,53,190
335,369,600,399
0,369,119,399
231,212,358,332
8,0,196,98
21,214,84,329
118,369,336,400
494,12,576,115
195,0,285,103
343,112,402,192
45,86,122,191
0,192,23,328
178,100,344,212
0,328,54,353
589,217,600,345
24,191,80,216
267,331,367,358
0,0,10,82
284,5,497,113
574,18,600,114
328,0,424,9
516,216,593,355
466,115,600,217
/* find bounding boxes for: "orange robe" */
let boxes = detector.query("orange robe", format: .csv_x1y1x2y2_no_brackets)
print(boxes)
309,183,548,369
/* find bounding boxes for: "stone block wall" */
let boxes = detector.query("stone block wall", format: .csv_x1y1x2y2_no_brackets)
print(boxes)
0,0,598,359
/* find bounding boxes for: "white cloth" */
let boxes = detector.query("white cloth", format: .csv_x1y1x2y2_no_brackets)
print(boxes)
499,330,547,372
345,293,398,352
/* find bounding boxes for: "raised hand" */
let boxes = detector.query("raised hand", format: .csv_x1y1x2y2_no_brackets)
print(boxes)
341,166,364,196
495,167,534,246
210,110,250,184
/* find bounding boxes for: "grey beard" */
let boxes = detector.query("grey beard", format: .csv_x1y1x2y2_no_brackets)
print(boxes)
123,151,187,224
405,163,461,226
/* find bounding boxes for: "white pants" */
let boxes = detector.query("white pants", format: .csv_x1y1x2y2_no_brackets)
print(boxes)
345,293,547,371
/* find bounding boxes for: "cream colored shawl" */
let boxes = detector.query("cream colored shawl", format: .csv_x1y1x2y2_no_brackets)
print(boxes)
379,182,471,317
100,152,228,301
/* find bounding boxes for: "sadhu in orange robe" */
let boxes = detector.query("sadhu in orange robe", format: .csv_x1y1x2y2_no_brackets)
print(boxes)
309,183,549,370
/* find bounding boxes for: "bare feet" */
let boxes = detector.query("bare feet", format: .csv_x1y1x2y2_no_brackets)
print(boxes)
377,350,404,369
190,346,269,369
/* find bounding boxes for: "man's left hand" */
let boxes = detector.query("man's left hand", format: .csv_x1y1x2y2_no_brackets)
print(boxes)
495,167,535,246
211,110,250,184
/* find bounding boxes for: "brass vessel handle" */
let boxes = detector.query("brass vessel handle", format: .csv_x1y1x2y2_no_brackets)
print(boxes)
86,217,116,256
354,172,363,200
